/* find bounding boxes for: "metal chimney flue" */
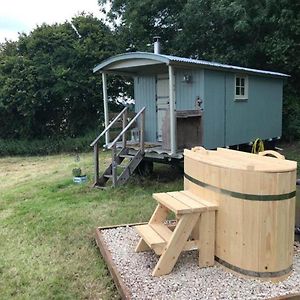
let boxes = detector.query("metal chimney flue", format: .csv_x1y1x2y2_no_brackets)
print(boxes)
153,36,161,54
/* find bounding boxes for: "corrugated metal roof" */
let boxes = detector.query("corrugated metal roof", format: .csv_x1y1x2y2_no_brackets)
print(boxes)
93,52,289,78
160,53,289,78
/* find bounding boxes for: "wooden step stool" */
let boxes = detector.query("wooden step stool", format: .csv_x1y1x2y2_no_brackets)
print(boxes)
134,190,218,276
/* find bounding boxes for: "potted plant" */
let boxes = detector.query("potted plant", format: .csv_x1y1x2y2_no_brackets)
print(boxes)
72,154,87,184
72,167,87,184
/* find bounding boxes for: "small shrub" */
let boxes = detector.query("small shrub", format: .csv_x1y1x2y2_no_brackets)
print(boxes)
72,168,82,177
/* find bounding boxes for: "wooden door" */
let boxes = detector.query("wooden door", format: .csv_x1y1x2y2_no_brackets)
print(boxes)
156,74,169,142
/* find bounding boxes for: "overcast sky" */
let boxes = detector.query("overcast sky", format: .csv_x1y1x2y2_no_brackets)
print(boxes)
0,0,106,42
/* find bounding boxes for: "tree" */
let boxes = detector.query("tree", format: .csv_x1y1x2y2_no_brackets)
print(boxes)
100,0,300,140
0,14,119,139
99,0,186,52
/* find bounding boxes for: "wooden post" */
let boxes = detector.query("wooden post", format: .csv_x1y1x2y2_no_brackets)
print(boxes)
122,109,127,148
140,110,145,154
168,65,177,155
94,143,99,185
152,213,200,276
102,72,110,146
198,211,215,268
111,144,117,186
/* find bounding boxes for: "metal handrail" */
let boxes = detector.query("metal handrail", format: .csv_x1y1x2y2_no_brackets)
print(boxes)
107,107,146,149
92,106,145,187
90,107,128,147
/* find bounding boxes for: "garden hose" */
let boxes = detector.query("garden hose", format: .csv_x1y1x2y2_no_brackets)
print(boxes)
251,138,264,154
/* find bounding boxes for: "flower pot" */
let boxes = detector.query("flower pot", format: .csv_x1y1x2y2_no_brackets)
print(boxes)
73,175,87,184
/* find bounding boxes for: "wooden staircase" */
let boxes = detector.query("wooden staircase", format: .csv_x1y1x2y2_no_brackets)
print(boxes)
97,148,144,187
134,190,218,276
91,107,145,188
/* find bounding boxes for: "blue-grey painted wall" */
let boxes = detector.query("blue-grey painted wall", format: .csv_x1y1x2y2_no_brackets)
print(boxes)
203,70,283,148
203,70,226,149
133,68,283,150
224,74,283,146
175,68,204,110
134,69,205,144
134,75,157,142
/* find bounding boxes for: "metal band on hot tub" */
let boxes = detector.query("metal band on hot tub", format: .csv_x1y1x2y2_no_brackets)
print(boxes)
215,256,293,278
184,173,296,201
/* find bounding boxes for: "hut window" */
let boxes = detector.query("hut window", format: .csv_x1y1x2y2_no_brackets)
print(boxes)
235,75,248,100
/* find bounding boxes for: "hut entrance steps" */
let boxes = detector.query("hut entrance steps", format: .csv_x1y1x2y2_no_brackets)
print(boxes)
96,148,144,188
90,107,146,188
134,191,218,276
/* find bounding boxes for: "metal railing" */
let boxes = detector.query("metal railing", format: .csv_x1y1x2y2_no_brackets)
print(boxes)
90,107,128,147
91,106,145,186
108,107,145,151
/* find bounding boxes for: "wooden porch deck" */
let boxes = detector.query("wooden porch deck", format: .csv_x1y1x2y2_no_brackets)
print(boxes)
106,141,184,160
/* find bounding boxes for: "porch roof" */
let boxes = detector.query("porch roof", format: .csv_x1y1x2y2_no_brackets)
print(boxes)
93,52,289,78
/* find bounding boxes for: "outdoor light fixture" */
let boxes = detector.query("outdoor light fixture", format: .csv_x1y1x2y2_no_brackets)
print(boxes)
183,74,192,83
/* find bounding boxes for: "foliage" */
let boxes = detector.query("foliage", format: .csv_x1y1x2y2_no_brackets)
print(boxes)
101,0,300,140
0,131,101,156
1,2,299,142
280,141,300,174
100,0,186,53
0,14,122,140
283,92,300,142
72,168,82,177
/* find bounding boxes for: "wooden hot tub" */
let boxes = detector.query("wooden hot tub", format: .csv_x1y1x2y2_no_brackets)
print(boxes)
184,147,297,280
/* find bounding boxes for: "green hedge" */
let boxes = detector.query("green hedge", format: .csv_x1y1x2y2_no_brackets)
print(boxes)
0,132,103,156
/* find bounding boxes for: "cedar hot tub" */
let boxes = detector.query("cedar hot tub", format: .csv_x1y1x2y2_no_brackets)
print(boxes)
184,147,297,281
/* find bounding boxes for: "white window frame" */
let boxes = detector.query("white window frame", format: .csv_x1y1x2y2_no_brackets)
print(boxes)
235,74,248,100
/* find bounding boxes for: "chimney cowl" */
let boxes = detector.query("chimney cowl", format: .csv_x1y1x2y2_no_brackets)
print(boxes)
153,36,161,54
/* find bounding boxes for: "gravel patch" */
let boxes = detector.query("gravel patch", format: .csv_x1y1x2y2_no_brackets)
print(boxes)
101,226,300,300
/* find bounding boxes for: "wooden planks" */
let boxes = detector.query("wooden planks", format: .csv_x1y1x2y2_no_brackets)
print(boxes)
184,148,297,172
149,204,169,224
135,238,151,253
135,224,167,255
135,224,166,248
95,227,131,299
153,191,215,214
181,190,218,210
216,147,296,171
135,205,173,255
152,213,200,276
150,223,173,241
153,193,194,214
135,187,219,276
184,146,297,281
198,210,216,268
168,191,206,211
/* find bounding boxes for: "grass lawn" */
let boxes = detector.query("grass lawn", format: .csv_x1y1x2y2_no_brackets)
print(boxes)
0,151,182,299
0,142,299,299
